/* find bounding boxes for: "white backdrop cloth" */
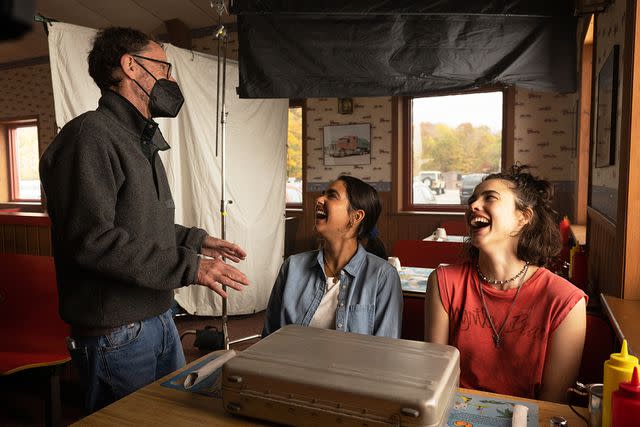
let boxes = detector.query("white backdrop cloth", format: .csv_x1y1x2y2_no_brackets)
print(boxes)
47,22,287,316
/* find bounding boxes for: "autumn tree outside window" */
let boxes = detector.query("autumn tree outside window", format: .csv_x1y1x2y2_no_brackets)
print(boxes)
404,91,505,211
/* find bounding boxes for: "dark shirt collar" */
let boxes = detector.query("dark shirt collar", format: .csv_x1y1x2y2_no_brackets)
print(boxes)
98,90,170,152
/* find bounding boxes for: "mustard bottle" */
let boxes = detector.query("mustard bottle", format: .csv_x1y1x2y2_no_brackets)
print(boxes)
603,340,639,427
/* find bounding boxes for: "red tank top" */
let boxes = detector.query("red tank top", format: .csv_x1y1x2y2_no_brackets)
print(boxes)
437,262,587,398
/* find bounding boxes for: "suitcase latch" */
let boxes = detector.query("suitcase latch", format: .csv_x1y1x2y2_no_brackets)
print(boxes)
401,408,420,418
227,375,243,384
226,402,242,413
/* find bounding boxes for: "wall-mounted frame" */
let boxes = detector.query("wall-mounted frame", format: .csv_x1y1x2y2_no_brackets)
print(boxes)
594,45,619,168
323,123,371,166
338,98,353,114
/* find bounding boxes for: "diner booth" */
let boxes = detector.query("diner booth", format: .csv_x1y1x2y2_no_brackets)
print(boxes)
2,0,640,425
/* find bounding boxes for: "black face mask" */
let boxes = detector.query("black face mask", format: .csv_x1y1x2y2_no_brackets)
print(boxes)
133,61,184,118
148,79,184,118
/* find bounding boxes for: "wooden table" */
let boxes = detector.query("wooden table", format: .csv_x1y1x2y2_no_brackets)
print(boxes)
73,355,588,426
601,293,640,355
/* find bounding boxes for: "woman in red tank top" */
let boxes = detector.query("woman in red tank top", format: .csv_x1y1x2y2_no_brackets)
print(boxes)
425,165,587,402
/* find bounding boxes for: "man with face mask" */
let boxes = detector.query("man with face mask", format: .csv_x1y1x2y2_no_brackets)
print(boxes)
39,27,250,413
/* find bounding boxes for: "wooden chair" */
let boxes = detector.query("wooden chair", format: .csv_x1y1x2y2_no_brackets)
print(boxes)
0,254,70,427
440,220,468,236
392,240,465,268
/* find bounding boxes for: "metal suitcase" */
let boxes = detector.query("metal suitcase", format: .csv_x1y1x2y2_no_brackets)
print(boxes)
222,325,460,427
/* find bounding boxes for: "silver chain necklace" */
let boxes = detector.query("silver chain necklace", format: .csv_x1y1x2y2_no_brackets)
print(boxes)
477,263,529,348
476,261,529,285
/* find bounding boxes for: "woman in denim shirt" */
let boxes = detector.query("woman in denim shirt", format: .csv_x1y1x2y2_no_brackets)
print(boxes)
263,176,403,338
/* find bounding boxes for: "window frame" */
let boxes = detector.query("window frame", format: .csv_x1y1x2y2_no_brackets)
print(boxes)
401,87,509,212
286,99,305,210
6,118,41,203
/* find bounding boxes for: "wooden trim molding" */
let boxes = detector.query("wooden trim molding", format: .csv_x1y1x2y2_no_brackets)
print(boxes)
619,0,640,299
504,86,515,168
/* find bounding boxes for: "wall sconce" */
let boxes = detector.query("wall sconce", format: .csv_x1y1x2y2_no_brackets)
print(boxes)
338,98,353,114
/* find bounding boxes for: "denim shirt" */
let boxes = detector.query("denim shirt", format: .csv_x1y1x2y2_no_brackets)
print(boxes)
263,244,403,338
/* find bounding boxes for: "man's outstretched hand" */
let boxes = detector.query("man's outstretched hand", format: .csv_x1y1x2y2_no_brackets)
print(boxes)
201,236,247,263
196,257,250,298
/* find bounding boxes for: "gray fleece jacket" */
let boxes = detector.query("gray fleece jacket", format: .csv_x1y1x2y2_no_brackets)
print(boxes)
40,90,206,328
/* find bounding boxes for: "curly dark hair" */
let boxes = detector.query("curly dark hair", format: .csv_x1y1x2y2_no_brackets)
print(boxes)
88,27,154,91
465,164,561,266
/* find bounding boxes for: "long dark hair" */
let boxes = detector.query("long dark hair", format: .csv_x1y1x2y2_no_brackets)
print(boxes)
465,164,561,266
338,175,387,259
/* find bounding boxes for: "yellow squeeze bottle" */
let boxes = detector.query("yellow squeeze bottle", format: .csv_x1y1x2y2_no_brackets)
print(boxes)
603,340,639,427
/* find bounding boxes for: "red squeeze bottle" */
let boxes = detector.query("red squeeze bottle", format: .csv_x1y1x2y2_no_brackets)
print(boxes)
559,216,570,246
612,366,640,427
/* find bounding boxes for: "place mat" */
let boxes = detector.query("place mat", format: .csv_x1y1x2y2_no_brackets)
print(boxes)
399,266,433,293
161,351,224,398
448,392,538,427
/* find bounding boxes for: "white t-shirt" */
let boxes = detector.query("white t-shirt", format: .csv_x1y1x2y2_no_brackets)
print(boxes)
309,276,341,329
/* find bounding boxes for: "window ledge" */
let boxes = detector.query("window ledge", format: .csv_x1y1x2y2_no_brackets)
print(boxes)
0,201,44,212
394,210,465,216
0,211,50,226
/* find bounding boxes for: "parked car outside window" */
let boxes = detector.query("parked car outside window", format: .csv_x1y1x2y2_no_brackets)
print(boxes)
459,173,488,204
417,171,446,195
413,180,437,204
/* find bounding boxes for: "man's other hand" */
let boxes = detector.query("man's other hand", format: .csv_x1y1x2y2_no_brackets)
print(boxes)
195,257,250,298
201,236,247,263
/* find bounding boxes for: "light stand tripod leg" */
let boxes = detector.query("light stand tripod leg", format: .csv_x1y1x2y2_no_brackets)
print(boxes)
213,2,259,350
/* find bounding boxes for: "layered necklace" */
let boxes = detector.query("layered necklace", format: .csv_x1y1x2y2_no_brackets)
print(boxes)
324,260,340,285
476,261,529,348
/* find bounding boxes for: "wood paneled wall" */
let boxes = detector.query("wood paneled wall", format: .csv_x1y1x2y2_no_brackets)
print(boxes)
587,208,619,297
0,214,51,255
586,0,640,299
0,223,51,255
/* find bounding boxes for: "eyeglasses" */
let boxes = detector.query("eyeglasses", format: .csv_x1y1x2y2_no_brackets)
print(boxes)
132,54,172,79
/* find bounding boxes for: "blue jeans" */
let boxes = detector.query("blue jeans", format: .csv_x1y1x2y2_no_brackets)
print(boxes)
69,309,185,413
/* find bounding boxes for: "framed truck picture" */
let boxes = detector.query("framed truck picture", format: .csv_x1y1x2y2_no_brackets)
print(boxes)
323,123,371,166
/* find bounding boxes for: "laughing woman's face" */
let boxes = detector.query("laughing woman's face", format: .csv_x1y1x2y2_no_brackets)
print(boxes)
314,180,356,240
465,178,528,253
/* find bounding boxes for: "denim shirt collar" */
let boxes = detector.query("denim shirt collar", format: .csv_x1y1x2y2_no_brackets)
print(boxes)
315,243,367,278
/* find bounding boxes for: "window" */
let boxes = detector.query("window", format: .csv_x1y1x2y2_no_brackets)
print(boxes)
403,91,505,210
286,101,304,207
5,120,41,202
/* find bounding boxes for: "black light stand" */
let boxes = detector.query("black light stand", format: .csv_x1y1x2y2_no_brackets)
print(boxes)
213,0,260,350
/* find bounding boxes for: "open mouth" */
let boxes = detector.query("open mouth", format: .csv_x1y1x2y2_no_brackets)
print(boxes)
315,205,327,220
469,216,491,230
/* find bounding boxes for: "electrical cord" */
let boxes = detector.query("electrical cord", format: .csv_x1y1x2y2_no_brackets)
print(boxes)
566,386,590,425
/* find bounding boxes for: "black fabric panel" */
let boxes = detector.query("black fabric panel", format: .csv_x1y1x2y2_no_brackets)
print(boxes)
231,0,574,17
236,13,576,98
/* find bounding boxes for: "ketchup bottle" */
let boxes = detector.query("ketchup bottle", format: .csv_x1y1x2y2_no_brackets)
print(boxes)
612,366,640,427
559,216,571,262
603,340,639,427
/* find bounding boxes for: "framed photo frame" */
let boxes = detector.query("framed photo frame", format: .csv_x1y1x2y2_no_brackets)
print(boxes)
594,45,619,168
338,98,353,114
323,123,371,166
